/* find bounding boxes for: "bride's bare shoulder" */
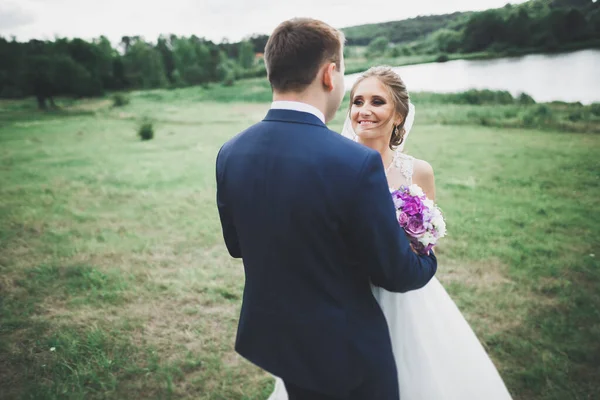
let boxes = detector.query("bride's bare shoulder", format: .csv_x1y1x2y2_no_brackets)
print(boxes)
411,158,436,200
412,158,434,177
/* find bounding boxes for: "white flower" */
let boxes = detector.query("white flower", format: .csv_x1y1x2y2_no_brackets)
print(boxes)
50,347,56,352
423,199,435,210
418,232,436,246
432,215,447,237
408,184,425,197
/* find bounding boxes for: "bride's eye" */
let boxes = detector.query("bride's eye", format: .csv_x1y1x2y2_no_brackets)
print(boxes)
352,99,364,106
372,99,385,106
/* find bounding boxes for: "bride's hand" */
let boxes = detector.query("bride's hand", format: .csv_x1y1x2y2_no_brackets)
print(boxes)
409,242,419,254
410,242,433,256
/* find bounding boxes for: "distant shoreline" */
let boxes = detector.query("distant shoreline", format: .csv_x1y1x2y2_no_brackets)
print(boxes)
344,40,600,75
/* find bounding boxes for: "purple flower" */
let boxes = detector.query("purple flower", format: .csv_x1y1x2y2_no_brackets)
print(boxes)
391,191,405,209
398,212,409,227
423,243,435,254
405,216,427,236
401,197,423,216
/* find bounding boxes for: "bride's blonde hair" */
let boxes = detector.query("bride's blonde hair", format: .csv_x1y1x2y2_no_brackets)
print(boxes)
349,66,410,149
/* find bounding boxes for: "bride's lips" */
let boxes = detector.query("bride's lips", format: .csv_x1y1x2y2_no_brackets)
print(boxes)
357,120,377,128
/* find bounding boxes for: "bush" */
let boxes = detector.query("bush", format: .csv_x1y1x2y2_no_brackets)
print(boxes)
237,64,267,80
182,65,208,86
568,110,583,122
112,93,130,107
388,46,402,58
533,105,552,117
451,89,514,105
367,36,389,57
517,92,536,105
217,61,237,87
222,70,236,87
397,46,413,56
590,103,600,117
523,104,554,127
138,120,154,141
436,54,450,63
523,112,536,127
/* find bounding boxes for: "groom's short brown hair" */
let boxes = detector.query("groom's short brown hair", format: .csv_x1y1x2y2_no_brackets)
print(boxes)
264,18,344,93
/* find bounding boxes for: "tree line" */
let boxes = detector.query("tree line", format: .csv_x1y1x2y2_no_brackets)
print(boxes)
0,34,269,108
359,0,600,57
434,0,600,54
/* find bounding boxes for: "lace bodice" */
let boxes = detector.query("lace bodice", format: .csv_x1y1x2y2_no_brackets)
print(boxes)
391,152,415,185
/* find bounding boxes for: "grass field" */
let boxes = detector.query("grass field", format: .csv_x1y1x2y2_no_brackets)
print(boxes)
0,81,599,399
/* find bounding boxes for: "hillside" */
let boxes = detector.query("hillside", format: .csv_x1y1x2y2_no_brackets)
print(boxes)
341,0,600,49
341,12,471,46
341,0,600,58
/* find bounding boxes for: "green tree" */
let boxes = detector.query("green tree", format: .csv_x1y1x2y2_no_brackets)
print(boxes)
506,9,532,47
367,36,389,57
193,39,212,84
0,37,24,97
462,10,508,52
22,54,56,109
247,34,269,53
238,40,255,69
123,40,168,89
93,36,118,90
432,29,462,53
156,35,176,83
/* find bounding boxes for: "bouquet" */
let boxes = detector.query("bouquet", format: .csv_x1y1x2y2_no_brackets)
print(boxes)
391,184,447,255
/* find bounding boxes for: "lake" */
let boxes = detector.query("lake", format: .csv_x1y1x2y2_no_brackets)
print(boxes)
344,49,600,104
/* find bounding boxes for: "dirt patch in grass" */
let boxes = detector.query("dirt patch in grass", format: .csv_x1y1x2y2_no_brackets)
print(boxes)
439,258,511,289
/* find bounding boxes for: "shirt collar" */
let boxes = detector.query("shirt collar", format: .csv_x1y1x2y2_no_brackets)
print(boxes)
270,101,325,124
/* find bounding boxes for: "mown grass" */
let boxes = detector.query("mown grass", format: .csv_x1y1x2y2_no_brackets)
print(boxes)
0,82,598,399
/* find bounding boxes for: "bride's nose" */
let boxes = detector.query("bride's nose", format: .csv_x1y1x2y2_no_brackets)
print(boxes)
359,108,372,117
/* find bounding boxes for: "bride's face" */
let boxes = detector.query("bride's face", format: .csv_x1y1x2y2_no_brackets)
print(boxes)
351,77,400,141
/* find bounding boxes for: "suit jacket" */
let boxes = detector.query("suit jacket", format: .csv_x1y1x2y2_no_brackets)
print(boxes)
216,109,437,396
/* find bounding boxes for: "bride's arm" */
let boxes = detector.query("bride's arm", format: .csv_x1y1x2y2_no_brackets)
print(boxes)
412,159,436,201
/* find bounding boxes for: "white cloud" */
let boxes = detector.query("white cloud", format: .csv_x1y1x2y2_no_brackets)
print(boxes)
0,1,36,32
0,0,528,45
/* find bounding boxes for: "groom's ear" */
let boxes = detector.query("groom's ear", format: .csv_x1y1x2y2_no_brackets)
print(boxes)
322,62,337,92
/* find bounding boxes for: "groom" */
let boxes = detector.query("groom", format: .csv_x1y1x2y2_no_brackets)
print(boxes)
216,18,437,400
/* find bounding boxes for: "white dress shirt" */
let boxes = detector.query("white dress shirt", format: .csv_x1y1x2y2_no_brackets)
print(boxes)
270,101,325,124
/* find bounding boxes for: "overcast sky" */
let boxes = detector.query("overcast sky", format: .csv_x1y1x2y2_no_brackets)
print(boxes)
1,0,528,45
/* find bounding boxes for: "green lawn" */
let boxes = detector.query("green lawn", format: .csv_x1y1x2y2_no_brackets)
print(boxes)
0,84,598,399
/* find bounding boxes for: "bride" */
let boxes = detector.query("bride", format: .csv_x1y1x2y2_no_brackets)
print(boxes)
268,66,513,400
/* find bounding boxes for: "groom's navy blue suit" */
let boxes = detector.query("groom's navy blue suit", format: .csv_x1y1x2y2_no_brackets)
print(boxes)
216,108,437,399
